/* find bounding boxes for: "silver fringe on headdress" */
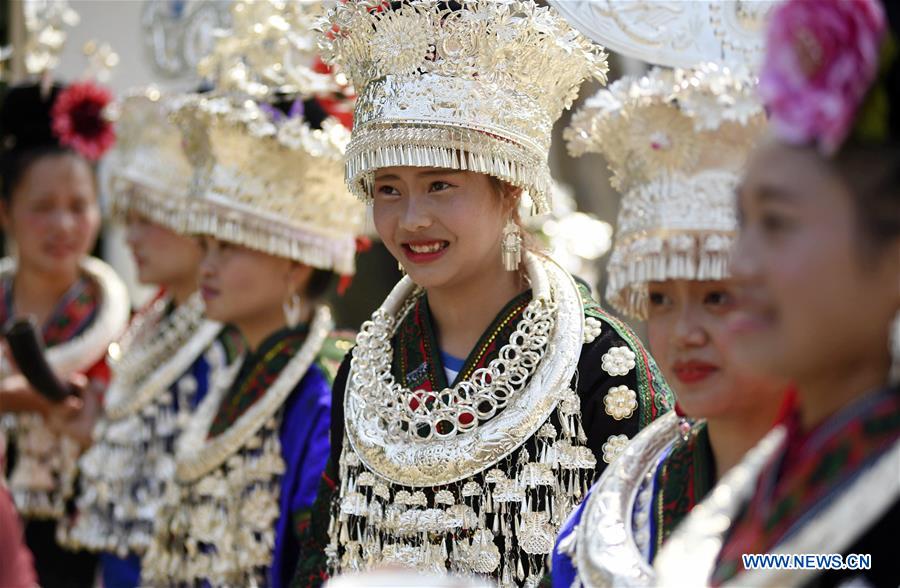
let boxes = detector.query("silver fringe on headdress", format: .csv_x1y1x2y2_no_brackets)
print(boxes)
105,88,193,233
565,63,767,318
318,0,608,214
175,94,364,275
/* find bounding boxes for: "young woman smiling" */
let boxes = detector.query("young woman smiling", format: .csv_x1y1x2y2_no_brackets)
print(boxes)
654,1,900,586
551,64,789,587
0,82,129,588
140,91,364,588
294,3,673,586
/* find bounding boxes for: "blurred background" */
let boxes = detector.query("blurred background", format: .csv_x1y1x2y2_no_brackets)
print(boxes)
0,0,649,333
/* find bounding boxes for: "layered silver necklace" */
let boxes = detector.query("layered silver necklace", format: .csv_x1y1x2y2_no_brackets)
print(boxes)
104,292,221,419
334,253,594,587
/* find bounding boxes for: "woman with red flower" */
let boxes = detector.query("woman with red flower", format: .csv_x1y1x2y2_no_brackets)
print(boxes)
0,81,129,588
654,1,900,585
50,82,117,162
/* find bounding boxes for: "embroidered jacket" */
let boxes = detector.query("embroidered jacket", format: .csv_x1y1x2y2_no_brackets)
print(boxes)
651,385,900,587
293,270,673,588
60,292,242,587
142,314,351,588
710,386,900,587
1,257,128,520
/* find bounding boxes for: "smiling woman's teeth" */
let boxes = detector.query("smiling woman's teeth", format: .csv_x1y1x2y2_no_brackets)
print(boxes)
409,242,445,253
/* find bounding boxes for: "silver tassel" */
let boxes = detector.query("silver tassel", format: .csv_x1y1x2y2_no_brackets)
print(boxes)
501,219,522,272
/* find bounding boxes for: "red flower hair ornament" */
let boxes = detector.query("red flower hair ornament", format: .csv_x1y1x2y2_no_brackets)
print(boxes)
50,81,116,161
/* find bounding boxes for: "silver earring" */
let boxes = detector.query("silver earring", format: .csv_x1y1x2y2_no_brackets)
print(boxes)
501,218,522,272
398,261,406,275
890,310,900,385
283,294,302,328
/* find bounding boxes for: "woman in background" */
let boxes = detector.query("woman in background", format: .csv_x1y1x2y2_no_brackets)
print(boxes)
60,89,237,588
551,63,788,587
140,89,364,588
0,81,129,588
655,1,900,585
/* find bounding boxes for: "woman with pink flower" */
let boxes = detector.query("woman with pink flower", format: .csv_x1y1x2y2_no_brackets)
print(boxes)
654,0,900,585
549,62,793,588
0,81,129,588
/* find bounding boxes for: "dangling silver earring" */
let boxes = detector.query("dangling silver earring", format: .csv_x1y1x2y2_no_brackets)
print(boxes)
283,293,302,328
501,218,522,272
890,310,900,385
398,261,406,275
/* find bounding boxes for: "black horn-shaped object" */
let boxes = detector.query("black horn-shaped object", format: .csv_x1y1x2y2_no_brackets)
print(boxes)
3,318,74,402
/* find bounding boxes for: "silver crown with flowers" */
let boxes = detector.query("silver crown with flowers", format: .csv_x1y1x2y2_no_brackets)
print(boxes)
198,0,342,99
175,94,363,275
105,87,193,232
177,0,364,275
565,63,766,319
317,0,608,214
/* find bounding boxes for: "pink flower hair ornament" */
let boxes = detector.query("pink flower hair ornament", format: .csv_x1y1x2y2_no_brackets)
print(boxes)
759,0,887,155
50,81,116,161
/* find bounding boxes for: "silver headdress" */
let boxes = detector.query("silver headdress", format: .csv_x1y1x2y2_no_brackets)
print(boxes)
176,94,363,275
318,0,608,214
105,88,193,232
548,1,775,71
198,0,341,99
179,0,364,275
565,63,766,319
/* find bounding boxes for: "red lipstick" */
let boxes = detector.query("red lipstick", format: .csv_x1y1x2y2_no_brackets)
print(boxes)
672,360,719,384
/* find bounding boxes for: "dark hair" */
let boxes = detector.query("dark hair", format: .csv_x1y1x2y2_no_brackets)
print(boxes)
1,144,79,204
304,268,336,300
833,144,900,255
267,95,330,130
835,2,900,255
0,83,78,204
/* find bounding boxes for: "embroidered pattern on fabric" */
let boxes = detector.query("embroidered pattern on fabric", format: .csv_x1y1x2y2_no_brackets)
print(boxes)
208,329,308,438
712,390,900,583
652,420,713,561
575,282,673,428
